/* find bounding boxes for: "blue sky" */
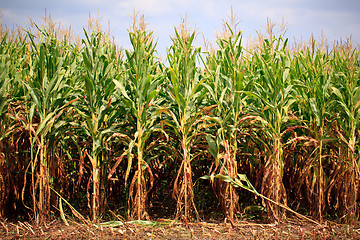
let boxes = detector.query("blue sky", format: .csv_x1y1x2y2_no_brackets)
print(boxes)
1,0,359,59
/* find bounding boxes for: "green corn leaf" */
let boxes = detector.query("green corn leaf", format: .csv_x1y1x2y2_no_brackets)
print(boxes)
205,134,218,160
59,198,69,226
33,112,56,141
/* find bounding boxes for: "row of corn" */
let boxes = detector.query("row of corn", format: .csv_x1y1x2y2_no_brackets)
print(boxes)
0,15,359,224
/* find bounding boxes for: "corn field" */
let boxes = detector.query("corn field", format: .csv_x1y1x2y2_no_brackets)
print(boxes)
0,13,359,225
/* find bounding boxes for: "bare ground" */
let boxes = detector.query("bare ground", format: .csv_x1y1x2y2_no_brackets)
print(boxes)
1,218,360,239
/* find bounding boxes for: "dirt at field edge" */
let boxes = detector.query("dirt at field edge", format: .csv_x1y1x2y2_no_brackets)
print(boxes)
1,218,360,239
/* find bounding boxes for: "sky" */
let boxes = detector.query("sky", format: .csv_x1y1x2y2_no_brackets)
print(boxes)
1,0,360,59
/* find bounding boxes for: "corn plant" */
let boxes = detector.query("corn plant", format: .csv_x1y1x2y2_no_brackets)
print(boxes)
328,45,360,222
291,47,334,221
0,34,11,145
0,34,12,218
75,30,119,221
244,36,297,220
112,28,164,220
164,24,206,221
0,30,36,219
201,23,250,221
18,27,74,223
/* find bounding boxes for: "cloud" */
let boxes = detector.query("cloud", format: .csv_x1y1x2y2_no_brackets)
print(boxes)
0,0,359,47
199,0,218,16
1,9,31,28
295,8,360,41
115,0,174,17
114,0,219,18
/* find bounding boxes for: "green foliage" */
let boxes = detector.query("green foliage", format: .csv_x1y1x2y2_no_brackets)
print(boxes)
0,15,359,224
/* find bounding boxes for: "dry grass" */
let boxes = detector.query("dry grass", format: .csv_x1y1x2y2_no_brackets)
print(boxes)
0,218,359,239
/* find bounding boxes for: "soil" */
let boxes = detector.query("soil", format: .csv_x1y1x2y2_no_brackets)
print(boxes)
1,218,360,239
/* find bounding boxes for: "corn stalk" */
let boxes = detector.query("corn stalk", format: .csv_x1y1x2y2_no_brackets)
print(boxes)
113,28,163,220
164,25,205,221
20,27,72,223
76,30,119,221
329,45,360,222
244,36,297,220
293,47,334,221
0,33,12,218
201,23,249,221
